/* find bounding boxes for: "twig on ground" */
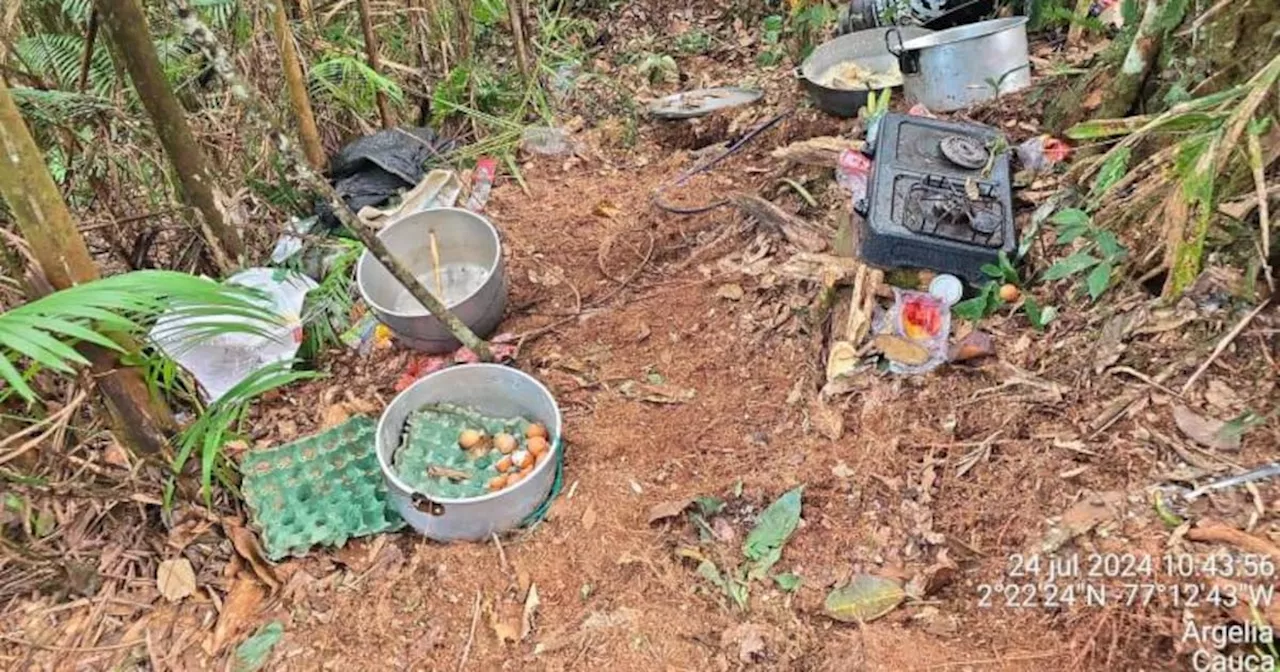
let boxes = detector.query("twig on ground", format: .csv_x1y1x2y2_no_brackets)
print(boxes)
1181,301,1270,394
492,533,508,573
457,590,482,672
1186,523,1280,562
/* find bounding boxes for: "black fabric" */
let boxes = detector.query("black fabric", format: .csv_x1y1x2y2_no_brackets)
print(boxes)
314,126,455,231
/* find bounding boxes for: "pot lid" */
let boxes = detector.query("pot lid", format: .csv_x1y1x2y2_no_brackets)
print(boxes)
898,16,1028,51
649,87,763,120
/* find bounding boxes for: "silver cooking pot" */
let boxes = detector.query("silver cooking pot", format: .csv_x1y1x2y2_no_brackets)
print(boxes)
886,17,1030,112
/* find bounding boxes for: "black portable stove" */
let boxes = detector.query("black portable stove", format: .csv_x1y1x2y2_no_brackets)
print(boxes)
856,113,1016,284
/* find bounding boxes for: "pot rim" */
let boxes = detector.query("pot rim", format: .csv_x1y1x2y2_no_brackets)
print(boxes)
376,363,564,506
898,16,1028,52
356,207,502,319
799,25,933,83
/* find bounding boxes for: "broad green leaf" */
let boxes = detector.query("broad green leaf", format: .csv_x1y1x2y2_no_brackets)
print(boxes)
695,495,724,517
979,263,1004,280
997,251,1019,284
1050,208,1090,228
951,296,989,322
1023,296,1058,331
1091,230,1126,259
824,575,905,623
233,621,284,672
774,573,802,592
0,356,36,403
743,486,803,568
1043,251,1100,281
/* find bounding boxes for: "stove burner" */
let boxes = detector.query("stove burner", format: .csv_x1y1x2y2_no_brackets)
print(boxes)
939,135,988,170
901,174,1005,248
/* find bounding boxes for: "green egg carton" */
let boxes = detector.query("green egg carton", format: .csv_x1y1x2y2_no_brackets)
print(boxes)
393,403,533,499
240,415,403,561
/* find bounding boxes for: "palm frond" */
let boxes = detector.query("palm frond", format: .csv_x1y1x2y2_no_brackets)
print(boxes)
0,270,283,404
9,87,116,127
191,0,238,29
13,32,116,97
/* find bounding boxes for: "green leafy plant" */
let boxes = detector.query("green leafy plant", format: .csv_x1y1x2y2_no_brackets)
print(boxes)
173,361,322,506
637,52,678,84
689,486,804,610
1043,208,1128,301
309,55,406,117
790,2,835,60
0,270,280,404
756,15,785,66
674,29,715,55
953,251,1060,330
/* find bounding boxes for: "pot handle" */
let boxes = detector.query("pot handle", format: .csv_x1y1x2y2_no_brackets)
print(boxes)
793,66,806,82
410,492,447,516
884,28,904,57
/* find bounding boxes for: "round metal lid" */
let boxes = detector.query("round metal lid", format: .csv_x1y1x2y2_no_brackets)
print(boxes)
649,87,763,120
939,135,988,169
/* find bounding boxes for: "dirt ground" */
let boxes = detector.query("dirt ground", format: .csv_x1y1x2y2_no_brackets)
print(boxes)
3,9,1280,670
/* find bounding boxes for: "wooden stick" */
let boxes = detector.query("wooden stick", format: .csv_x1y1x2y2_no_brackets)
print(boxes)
430,230,444,296
458,590,481,672
1181,301,1270,394
167,0,492,361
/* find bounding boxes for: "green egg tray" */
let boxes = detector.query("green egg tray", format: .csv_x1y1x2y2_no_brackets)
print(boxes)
240,416,404,561
393,403,534,500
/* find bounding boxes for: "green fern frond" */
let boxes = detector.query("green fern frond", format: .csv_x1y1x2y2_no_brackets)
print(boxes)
14,32,116,96
9,86,116,126
191,0,238,29
308,55,405,116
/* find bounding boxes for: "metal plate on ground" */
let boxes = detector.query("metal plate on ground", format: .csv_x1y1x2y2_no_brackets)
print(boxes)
649,87,763,120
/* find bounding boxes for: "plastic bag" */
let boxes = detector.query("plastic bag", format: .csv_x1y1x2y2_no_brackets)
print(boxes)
876,288,950,375
151,268,317,403
836,149,873,204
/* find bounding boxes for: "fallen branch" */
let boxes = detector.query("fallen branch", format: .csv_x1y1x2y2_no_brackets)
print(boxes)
167,0,491,360
1186,523,1280,562
1180,300,1270,394
728,193,828,252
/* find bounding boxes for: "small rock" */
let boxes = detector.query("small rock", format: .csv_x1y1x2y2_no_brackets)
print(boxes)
716,283,745,301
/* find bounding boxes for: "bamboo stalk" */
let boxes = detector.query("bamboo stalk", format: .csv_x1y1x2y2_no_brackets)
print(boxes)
97,0,243,273
508,0,530,79
167,0,493,361
0,77,175,455
355,0,394,128
268,0,325,170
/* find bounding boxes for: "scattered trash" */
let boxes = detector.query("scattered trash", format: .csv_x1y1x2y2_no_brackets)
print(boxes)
269,216,319,264
1172,405,1242,452
521,126,574,156
356,169,462,228
1184,463,1280,502
858,113,1015,283
151,268,316,403
836,149,873,204
393,334,520,391
891,18,1031,112
876,288,950,374
824,574,906,623
156,557,196,602
240,416,403,560
315,126,454,232
927,273,963,305
1015,135,1071,173
648,87,762,120
232,621,284,672
465,157,498,212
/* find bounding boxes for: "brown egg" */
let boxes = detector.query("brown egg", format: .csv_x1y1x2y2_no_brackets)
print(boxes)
527,436,549,457
999,284,1021,302
487,475,508,491
513,450,534,469
525,423,548,440
496,456,513,473
506,471,524,486
519,465,533,478
458,428,484,449
494,433,517,454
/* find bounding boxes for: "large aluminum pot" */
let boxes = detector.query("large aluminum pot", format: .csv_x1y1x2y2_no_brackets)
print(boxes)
888,17,1030,112
356,207,506,353
798,26,932,118
376,364,563,542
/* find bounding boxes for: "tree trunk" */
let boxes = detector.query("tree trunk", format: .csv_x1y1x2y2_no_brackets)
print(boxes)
168,0,492,361
0,77,175,455
355,0,394,128
268,0,325,170
508,0,530,79
97,0,244,273
1096,0,1165,120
